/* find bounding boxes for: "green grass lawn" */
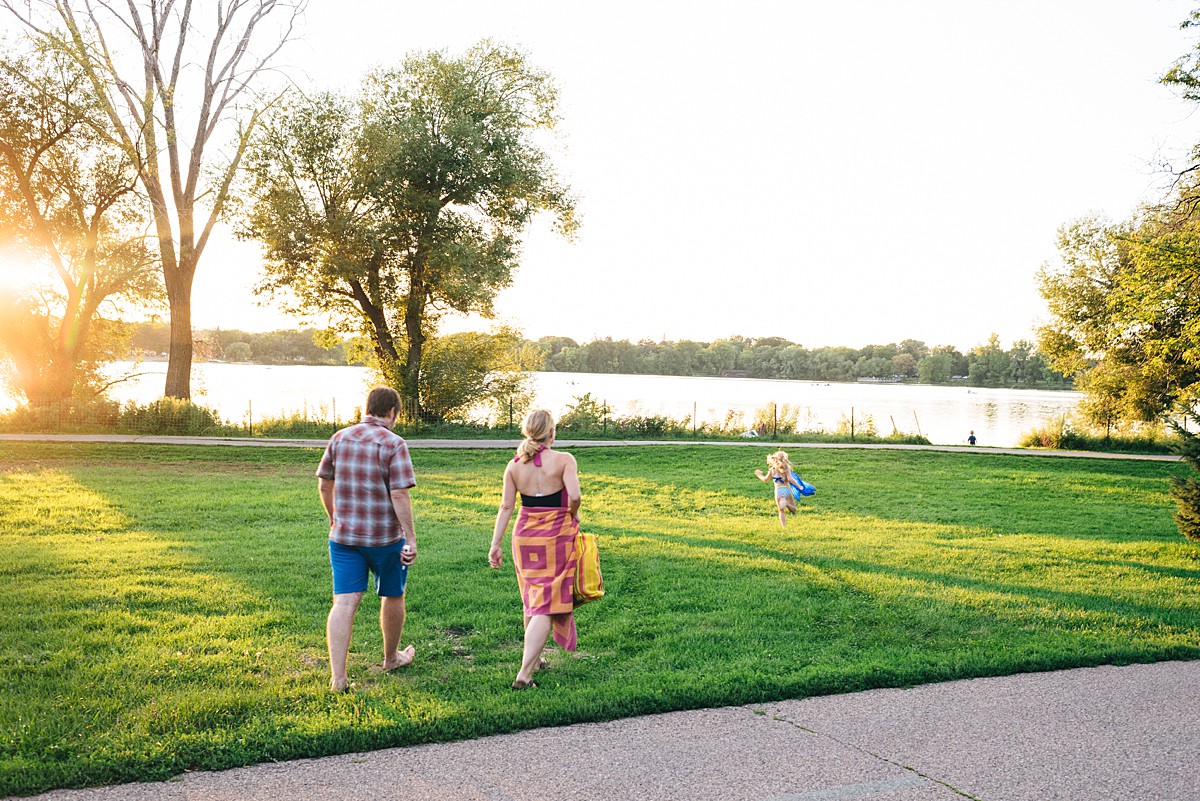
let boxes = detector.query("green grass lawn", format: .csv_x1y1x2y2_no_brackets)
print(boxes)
2,442,1198,795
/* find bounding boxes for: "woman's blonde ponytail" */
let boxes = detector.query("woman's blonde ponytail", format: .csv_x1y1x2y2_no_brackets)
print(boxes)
516,409,555,463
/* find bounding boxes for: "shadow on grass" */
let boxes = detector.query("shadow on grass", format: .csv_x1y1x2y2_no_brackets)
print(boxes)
5,445,1198,795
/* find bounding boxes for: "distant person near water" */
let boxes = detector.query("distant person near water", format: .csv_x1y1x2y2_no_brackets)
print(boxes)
968,430,977,445
755,449,802,528
316,385,418,693
490,409,583,689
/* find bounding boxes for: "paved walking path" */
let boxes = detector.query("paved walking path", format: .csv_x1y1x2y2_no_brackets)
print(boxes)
17,660,1199,801
0,432,1181,461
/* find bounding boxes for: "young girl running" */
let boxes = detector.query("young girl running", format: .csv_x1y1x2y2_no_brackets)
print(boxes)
754,450,801,528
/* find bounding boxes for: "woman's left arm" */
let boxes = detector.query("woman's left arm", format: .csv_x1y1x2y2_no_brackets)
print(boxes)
562,453,582,523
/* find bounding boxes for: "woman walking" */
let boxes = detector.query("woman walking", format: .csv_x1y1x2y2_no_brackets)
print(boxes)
489,409,582,689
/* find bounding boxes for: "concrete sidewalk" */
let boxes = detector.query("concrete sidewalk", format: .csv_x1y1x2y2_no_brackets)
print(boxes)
19,660,1198,801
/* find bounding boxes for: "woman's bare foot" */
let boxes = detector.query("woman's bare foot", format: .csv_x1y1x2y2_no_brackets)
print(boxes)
331,678,356,693
511,678,537,690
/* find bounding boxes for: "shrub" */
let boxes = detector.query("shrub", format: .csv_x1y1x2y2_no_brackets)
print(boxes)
116,399,225,436
616,414,676,437
558,393,609,433
835,411,877,438
1019,417,1177,454
247,415,339,439
751,403,815,436
0,399,120,433
1170,474,1200,542
1170,419,1200,543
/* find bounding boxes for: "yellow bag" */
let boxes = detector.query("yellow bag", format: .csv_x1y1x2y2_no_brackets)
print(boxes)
573,530,605,605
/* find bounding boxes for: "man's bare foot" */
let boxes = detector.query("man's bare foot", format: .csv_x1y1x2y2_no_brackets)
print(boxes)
375,644,415,672
511,678,537,690
331,678,355,693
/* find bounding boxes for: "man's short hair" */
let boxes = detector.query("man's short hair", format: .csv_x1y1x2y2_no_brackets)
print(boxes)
366,386,401,418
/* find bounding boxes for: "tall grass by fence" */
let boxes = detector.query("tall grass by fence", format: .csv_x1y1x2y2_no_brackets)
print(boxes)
0,397,935,445
1019,418,1179,455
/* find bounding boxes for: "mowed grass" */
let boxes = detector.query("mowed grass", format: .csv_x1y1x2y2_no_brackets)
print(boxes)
2,442,1199,795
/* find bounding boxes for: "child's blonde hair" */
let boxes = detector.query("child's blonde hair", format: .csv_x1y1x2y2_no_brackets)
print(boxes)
768,450,791,476
515,409,555,463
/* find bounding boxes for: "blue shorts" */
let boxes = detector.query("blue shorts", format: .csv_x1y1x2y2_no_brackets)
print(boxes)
329,539,409,597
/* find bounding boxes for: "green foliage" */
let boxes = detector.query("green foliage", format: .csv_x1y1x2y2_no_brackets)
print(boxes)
558,393,610,432
242,41,575,418
0,41,162,404
0,398,223,436
115,399,224,436
967,334,1013,386
1169,417,1200,543
1162,9,1200,104
835,411,877,438
223,342,252,362
0,398,121,432
751,403,816,435
1018,417,1178,454
1037,206,1200,425
6,1,301,400
918,352,954,383
1170,472,1200,542
129,324,358,367
540,335,1066,388
0,442,1197,795
420,328,541,424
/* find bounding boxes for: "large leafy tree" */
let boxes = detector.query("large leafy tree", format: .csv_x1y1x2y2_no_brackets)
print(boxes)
242,41,577,419
1037,210,1200,424
2,0,303,400
0,42,160,404
1037,5,1200,428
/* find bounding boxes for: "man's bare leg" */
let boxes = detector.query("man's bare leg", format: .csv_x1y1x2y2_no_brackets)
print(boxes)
380,594,414,670
327,592,363,691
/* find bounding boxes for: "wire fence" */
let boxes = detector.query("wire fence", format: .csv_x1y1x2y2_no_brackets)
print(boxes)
0,395,939,445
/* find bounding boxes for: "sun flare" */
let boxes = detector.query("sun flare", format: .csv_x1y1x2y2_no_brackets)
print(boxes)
0,248,40,303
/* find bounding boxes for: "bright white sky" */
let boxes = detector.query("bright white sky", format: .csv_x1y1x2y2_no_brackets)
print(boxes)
187,0,1200,350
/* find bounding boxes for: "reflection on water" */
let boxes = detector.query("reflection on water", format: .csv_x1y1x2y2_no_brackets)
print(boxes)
0,363,1082,447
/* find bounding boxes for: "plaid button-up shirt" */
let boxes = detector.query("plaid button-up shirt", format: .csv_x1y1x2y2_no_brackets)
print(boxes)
316,416,416,547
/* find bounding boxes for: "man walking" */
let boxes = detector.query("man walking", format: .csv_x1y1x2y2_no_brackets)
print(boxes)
317,386,418,692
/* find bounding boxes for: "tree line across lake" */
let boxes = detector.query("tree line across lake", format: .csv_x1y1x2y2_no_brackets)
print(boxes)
133,324,1072,390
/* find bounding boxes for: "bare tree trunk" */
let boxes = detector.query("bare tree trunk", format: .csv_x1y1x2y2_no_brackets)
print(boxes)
403,269,427,421
164,264,194,399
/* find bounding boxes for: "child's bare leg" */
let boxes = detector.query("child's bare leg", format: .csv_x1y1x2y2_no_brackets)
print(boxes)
776,498,788,528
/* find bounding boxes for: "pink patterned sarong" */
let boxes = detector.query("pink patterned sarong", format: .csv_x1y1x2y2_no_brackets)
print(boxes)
511,505,578,651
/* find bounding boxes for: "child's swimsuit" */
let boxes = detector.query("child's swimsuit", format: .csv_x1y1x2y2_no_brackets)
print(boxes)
772,474,791,499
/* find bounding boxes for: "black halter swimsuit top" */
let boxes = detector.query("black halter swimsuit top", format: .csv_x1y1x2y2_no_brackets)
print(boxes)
521,487,566,508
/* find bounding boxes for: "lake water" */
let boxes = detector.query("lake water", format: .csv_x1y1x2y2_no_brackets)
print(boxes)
1,362,1082,447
